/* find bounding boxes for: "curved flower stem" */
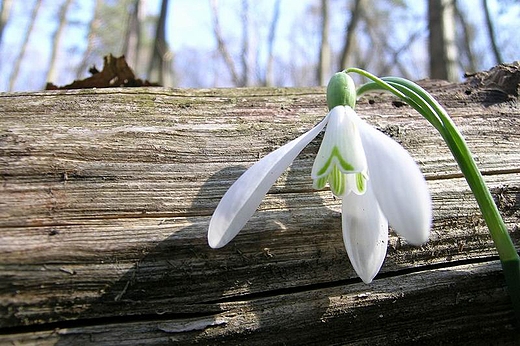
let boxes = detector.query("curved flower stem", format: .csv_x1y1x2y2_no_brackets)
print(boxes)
346,67,520,324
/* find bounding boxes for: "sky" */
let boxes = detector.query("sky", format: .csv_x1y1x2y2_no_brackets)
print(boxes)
1,0,312,90
0,0,517,91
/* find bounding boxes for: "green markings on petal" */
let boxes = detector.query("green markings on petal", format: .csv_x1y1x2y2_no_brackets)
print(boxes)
356,172,367,194
316,146,356,176
311,104,369,198
329,166,346,196
312,158,369,197
313,176,328,190
312,166,366,197
313,165,347,197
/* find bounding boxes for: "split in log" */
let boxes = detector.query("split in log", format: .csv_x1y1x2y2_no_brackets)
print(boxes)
1,65,519,344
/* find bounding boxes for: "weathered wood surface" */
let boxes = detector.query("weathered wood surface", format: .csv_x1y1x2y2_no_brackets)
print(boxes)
0,72,519,344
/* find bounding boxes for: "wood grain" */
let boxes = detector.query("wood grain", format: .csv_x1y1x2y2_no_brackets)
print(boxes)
0,78,519,344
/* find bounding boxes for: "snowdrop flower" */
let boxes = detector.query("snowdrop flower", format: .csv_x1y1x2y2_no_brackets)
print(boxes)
208,72,431,283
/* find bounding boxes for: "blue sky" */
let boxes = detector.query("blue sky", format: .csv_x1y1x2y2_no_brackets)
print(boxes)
0,0,517,91
1,0,313,90
166,0,308,50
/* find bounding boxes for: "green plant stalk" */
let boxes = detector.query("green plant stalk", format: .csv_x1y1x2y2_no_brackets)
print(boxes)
347,68,520,323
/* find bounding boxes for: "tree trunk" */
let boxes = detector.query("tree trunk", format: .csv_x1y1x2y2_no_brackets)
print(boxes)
0,64,519,344
122,0,141,71
147,0,172,87
428,0,459,81
240,0,249,86
45,0,73,85
317,0,330,85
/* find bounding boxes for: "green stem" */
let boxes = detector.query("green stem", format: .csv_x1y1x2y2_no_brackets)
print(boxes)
383,76,518,261
346,68,520,323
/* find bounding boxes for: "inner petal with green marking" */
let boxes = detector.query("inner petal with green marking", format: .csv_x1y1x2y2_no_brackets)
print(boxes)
311,105,368,197
316,146,355,176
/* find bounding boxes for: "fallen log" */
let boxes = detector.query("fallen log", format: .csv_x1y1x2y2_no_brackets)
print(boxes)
1,65,519,344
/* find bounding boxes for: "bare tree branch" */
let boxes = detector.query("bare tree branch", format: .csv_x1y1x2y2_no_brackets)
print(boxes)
378,29,423,78
0,0,13,48
240,0,249,86
264,0,281,86
45,0,73,85
339,0,364,71
76,0,102,79
9,0,42,91
453,0,477,73
481,0,502,65
210,0,241,86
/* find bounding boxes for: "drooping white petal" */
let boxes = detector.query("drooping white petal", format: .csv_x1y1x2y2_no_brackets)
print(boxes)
355,118,432,245
208,115,330,249
342,183,388,284
311,106,367,196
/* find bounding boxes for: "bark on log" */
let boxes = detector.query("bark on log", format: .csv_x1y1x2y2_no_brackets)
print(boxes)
1,66,519,344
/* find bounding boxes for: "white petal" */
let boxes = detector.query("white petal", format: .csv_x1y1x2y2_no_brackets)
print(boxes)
356,119,432,245
311,106,367,180
208,116,330,248
342,183,388,284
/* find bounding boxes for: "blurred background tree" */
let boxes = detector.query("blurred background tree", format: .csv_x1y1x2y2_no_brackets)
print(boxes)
428,0,458,81
0,0,518,91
